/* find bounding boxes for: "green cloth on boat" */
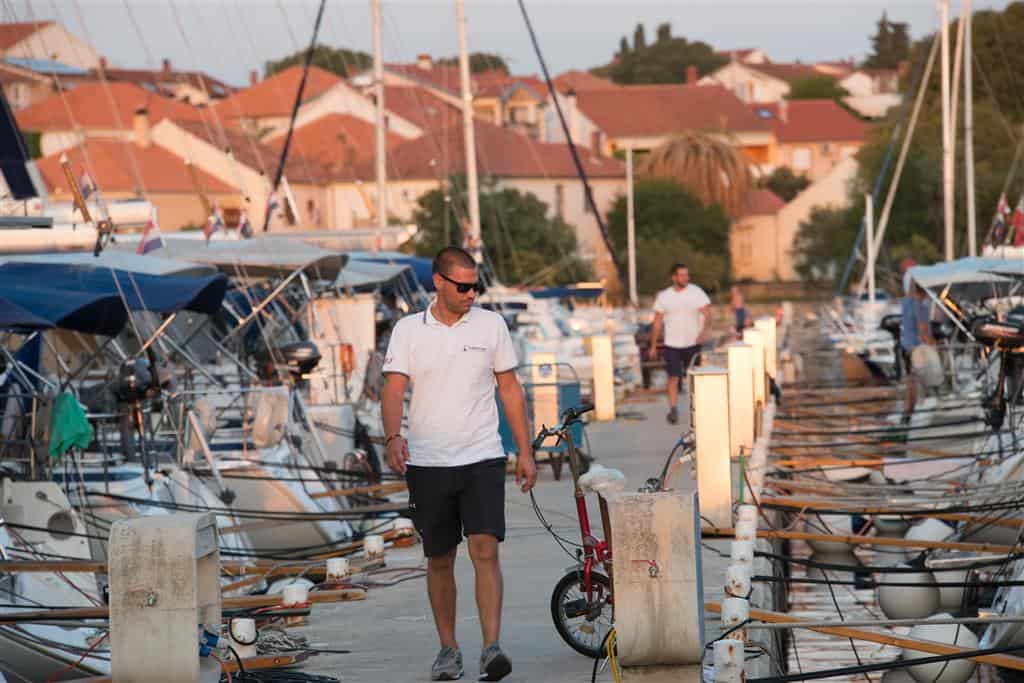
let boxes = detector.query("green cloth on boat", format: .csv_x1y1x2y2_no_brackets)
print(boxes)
48,391,92,458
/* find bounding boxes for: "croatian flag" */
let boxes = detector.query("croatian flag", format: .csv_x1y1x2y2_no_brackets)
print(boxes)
136,207,163,255
239,212,254,239
204,203,224,243
264,190,280,224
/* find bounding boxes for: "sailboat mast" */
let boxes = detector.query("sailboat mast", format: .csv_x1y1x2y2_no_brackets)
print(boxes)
455,0,482,260
963,0,977,256
372,0,387,239
940,0,954,261
626,147,637,306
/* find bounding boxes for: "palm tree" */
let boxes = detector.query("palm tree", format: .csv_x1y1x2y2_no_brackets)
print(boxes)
639,131,752,217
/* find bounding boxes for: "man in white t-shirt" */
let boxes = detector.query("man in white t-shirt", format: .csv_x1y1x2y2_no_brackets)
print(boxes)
381,247,534,682
648,263,712,424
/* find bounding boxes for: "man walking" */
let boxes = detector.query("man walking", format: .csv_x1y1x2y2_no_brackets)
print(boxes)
648,263,712,424
382,247,535,681
900,280,934,424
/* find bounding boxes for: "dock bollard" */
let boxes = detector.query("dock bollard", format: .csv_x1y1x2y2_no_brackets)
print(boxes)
721,596,749,643
228,618,258,659
326,557,351,581
364,534,385,559
725,564,751,598
736,505,758,525
730,539,754,567
734,519,756,541
713,639,745,682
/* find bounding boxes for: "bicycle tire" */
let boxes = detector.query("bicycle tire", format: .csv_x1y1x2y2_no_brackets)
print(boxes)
550,570,612,659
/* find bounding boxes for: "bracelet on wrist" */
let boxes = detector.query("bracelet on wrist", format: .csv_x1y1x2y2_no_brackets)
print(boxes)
385,434,404,447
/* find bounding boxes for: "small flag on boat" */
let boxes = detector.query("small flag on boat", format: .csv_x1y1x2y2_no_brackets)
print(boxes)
1012,197,1024,247
993,193,1009,244
78,171,95,200
136,207,163,255
239,212,254,239
265,190,280,224
204,202,224,243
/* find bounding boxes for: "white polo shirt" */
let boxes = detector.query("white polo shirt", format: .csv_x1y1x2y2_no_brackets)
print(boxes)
382,304,518,467
653,284,711,348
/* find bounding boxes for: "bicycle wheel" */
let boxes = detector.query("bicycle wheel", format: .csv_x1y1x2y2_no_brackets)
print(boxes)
550,570,613,658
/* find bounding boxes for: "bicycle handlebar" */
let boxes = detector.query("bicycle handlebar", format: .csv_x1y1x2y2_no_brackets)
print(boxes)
531,403,594,450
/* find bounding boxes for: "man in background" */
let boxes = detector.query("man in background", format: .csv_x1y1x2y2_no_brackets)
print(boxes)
648,263,711,425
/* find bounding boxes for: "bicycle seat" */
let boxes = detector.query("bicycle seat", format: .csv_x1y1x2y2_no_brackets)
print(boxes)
971,317,1024,348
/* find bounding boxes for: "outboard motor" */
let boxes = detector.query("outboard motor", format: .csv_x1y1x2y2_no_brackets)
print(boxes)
253,340,322,384
113,358,165,486
971,316,1024,430
879,313,903,378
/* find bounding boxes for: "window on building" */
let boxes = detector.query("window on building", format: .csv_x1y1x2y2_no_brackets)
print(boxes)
792,147,811,170
554,184,564,220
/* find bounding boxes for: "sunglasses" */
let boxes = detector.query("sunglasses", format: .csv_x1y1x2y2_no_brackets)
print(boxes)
439,272,485,294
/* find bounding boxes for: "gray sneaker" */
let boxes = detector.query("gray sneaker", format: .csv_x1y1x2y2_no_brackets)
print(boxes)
431,646,463,681
479,644,511,681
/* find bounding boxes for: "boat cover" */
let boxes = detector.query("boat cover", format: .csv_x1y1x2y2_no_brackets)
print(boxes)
348,251,434,291
0,296,52,331
908,257,1020,300
0,262,228,316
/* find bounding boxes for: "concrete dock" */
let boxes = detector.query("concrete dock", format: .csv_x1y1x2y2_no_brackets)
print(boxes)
299,396,732,682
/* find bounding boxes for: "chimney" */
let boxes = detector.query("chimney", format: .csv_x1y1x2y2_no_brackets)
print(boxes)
591,130,603,157
249,69,259,87
161,58,171,75
98,56,107,75
416,53,433,71
686,64,698,85
778,99,788,123
133,107,151,148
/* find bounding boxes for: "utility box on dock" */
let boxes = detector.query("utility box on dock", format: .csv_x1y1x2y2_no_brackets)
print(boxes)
109,513,221,682
691,366,732,529
607,491,704,667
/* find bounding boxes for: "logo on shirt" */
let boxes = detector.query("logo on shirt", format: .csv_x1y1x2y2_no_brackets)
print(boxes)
384,355,393,364
463,345,487,352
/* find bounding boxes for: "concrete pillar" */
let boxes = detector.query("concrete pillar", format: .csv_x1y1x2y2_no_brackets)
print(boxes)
110,513,220,682
607,491,704,667
529,352,559,443
743,328,767,409
691,366,732,529
754,316,777,380
726,343,754,458
590,334,616,421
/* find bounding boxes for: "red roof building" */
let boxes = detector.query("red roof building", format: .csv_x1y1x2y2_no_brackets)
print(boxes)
16,81,203,131
552,70,617,93
750,99,865,180
215,65,341,123
264,113,403,174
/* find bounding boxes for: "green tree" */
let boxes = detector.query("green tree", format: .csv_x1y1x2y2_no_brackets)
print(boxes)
759,167,810,202
656,22,672,44
409,178,591,286
618,36,630,57
265,44,371,79
436,53,509,73
593,30,726,85
791,206,861,282
864,11,910,69
606,179,731,295
633,23,647,51
786,76,850,101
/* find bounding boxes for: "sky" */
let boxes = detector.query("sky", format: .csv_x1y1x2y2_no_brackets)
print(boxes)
7,0,1016,86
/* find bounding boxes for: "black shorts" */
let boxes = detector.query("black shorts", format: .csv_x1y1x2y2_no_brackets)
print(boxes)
663,344,702,378
405,457,507,557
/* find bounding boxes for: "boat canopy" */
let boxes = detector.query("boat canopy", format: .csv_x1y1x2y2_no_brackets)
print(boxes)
529,285,604,300
0,285,127,336
121,237,347,280
0,262,228,316
908,257,1020,299
335,260,413,291
348,252,434,291
0,250,219,278
0,296,53,331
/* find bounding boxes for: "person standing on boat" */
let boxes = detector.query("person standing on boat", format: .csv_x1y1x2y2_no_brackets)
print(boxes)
649,263,712,425
900,280,934,423
381,246,535,682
